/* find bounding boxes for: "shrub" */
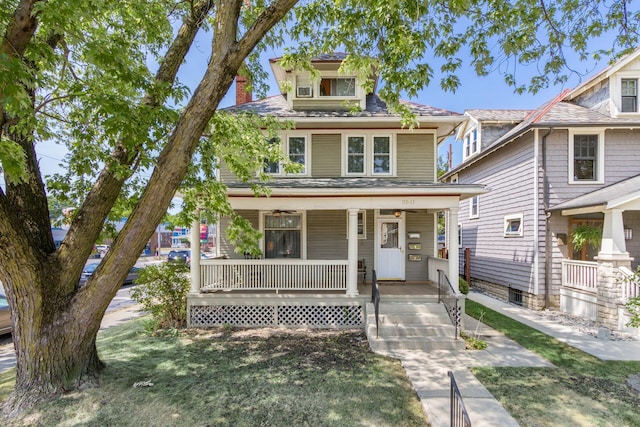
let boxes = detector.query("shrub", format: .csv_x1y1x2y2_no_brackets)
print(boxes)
459,277,469,295
621,267,640,328
130,262,190,330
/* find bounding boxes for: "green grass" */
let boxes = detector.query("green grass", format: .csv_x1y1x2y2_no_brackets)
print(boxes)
1,319,427,426
466,299,640,427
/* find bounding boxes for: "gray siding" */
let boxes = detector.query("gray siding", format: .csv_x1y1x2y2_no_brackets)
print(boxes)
458,133,537,292
546,129,640,208
397,133,434,180
405,211,436,282
311,134,341,177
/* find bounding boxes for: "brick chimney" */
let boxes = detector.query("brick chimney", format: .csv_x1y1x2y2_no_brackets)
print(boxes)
235,75,252,105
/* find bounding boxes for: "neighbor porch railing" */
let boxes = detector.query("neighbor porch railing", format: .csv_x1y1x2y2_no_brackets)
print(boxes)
561,259,598,294
199,259,348,292
620,266,640,303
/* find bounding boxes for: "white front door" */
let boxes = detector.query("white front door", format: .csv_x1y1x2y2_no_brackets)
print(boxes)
376,217,405,280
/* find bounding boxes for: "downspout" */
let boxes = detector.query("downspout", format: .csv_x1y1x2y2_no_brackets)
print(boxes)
541,127,553,309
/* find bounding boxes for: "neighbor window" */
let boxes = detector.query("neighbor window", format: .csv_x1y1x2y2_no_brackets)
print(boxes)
346,210,367,239
264,213,302,259
288,136,307,175
621,78,638,112
572,134,599,181
372,136,391,174
347,136,365,174
469,196,479,219
463,128,479,160
504,214,523,237
319,77,355,97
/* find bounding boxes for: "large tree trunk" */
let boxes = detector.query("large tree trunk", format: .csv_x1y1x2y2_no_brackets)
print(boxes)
1,0,298,419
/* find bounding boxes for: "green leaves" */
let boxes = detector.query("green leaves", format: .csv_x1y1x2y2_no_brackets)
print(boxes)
0,135,27,183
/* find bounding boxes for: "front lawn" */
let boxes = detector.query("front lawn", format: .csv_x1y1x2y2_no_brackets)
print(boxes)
0,319,427,426
466,299,640,427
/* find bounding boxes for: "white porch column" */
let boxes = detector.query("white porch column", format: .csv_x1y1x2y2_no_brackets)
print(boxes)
448,207,460,292
190,212,201,293
347,208,359,296
598,208,630,260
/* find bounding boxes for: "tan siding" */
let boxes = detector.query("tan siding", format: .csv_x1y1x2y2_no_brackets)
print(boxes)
396,133,434,181
219,210,259,259
218,162,237,182
311,134,341,177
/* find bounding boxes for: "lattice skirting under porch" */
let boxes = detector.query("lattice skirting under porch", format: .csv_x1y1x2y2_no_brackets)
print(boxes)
190,304,363,328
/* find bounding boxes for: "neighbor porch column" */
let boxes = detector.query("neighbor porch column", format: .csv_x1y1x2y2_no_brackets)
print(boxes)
347,208,359,296
190,211,201,293
596,208,632,330
448,207,460,292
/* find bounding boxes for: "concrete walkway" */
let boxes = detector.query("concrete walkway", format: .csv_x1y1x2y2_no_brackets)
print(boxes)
378,291,640,427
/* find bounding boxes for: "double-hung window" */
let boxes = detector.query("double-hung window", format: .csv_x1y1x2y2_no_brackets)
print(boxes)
264,213,302,259
288,136,307,175
347,136,365,174
569,130,604,183
469,196,479,219
621,78,638,113
373,136,391,175
345,134,393,175
463,128,479,161
264,135,308,176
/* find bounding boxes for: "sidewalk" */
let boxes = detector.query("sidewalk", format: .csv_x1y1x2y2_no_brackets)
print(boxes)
379,291,640,427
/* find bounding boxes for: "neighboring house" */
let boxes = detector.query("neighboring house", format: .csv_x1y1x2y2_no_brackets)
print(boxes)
187,53,486,329
442,49,640,334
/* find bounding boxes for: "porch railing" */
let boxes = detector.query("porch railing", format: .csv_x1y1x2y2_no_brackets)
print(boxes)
448,371,472,427
561,259,598,294
199,259,348,292
620,266,640,303
437,269,461,340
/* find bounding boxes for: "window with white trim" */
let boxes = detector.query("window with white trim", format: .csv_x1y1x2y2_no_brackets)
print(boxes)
264,135,308,176
344,134,394,176
569,130,604,183
463,128,479,161
264,213,302,258
504,214,523,237
287,136,307,175
347,136,365,174
320,77,355,97
621,78,638,112
469,196,479,219
346,210,367,239
373,136,391,175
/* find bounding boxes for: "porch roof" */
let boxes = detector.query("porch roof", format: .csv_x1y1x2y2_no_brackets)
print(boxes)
550,174,640,215
225,178,487,198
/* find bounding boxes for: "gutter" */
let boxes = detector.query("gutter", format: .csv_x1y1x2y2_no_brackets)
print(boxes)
542,127,553,309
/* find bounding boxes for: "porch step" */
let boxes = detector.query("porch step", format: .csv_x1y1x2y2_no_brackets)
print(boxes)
366,302,465,352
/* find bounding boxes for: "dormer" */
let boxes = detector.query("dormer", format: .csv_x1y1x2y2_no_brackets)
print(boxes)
565,47,640,118
269,53,370,111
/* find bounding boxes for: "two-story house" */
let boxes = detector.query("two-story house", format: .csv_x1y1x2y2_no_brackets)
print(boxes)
186,53,486,332
442,49,640,334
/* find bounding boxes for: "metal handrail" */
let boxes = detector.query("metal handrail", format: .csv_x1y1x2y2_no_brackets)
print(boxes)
371,269,380,338
437,269,461,340
448,371,472,427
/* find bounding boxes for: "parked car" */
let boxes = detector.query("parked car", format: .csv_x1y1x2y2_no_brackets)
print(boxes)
79,263,141,286
0,290,11,335
95,244,110,257
166,250,213,264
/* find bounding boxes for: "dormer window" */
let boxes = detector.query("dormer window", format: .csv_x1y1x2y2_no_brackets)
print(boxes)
320,78,355,97
621,78,638,112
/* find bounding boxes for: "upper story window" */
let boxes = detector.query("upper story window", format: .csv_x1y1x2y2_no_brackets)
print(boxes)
462,128,479,161
345,134,394,176
569,130,604,184
264,135,308,176
320,78,355,97
621,78,638,112
469,196,479,219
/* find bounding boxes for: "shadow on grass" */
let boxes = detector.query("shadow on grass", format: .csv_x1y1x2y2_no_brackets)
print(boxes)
2,318,427,427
